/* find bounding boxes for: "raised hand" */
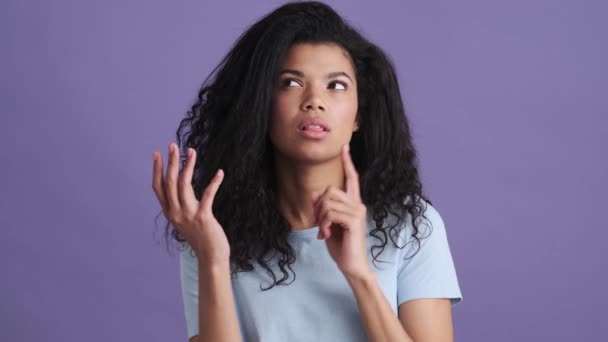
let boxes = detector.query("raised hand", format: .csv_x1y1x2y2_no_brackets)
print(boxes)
313,144,372,280
152,142,229,265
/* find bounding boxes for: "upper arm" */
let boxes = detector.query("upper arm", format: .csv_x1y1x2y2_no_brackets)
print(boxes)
395,201,463,340
396,201,463,306
398,298,454,341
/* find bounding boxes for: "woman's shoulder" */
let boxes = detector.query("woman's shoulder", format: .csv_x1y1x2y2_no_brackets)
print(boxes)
365,194,447,248
367,193,443,226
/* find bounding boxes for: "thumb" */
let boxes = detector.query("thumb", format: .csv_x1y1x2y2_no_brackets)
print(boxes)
318,225,332,240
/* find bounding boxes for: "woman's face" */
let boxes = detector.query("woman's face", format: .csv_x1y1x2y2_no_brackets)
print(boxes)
270,43,359,164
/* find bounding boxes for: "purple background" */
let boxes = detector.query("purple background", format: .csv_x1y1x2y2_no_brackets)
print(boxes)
1,0,606,341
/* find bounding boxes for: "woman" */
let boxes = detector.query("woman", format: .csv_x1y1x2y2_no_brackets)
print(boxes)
152,1,463,341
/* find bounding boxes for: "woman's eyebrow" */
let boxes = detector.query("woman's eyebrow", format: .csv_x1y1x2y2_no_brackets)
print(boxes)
279,69,353,82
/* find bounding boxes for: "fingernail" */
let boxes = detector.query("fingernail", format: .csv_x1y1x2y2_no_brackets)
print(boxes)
187,148,193,157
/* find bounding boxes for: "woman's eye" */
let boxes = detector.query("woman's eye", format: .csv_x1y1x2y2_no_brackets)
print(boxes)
329,81,347,90
282,79,301,87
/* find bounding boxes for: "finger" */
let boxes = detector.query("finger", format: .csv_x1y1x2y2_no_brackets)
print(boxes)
318,198,352,222
318,210,353,240
178,148,199,210
311,191,322,224
198,169,225,215
164,143,182,212
313,186,332,224
323,187,352,206
317,199,353,239
341,144,361,200
152,151,169,213
315,187,355,226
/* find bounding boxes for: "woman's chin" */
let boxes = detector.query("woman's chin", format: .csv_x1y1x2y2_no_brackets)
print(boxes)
289,147,340,165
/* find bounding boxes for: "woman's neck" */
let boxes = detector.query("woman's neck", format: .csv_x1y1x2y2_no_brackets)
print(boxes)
274,152,345,231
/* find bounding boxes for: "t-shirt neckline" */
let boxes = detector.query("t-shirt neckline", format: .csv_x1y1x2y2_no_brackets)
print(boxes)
288,226,320,239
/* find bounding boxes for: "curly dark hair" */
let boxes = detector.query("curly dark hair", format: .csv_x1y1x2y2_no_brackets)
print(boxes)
156,0,435,290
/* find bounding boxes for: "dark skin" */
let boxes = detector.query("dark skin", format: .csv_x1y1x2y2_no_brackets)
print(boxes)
152,42,454,341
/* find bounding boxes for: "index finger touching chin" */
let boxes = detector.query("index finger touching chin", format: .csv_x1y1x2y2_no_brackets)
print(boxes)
342,144,360,199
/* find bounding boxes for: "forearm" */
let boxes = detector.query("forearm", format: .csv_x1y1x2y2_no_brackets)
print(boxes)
198,261,242,342
346,272,413,342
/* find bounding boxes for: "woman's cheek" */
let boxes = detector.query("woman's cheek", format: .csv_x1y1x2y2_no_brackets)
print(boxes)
268,113,294,151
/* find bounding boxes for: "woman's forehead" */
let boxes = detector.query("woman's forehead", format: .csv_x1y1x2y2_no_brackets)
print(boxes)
280,43,355,76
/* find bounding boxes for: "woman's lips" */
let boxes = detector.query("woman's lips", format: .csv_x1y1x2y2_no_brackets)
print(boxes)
297,126,329,139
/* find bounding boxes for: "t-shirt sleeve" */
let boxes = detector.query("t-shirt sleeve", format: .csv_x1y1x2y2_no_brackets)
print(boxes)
396,201,463,307
179,246,200,340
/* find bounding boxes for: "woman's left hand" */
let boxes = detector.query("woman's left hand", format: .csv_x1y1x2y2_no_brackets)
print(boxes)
312,144,372,280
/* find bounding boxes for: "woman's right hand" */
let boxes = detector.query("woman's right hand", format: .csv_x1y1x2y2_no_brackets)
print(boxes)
152,142,229,265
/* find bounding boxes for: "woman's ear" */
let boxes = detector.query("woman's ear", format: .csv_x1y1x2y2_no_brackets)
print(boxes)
353,117,360,132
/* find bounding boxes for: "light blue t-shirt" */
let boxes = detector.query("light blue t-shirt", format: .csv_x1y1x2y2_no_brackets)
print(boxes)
179,199,463,341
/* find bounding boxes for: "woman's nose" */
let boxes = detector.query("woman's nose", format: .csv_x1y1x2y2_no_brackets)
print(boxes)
301,87,326,111
303,102,325,111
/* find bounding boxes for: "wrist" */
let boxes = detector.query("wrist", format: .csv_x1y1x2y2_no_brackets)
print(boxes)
197,258,231,274
344,268,376,285
191,244,230,267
